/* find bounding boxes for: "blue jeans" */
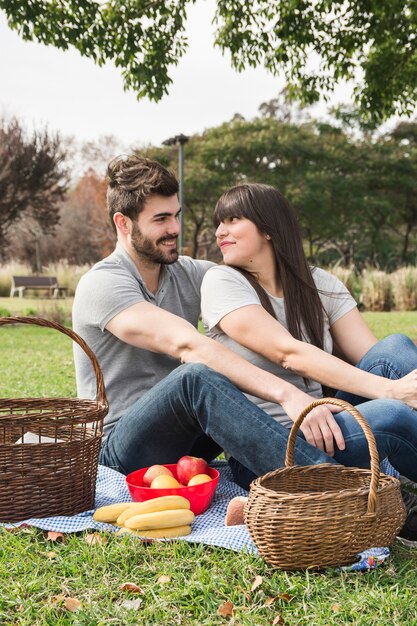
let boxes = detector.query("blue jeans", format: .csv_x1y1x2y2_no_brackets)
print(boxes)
230,334,417,489
99,363,336,476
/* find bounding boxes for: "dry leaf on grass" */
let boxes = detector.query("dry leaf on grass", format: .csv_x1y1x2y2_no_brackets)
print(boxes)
46,531,65,542
265,597,276,606
15,604,24,613
50,595,66,606
64,597,81,612
251,575,263,592
121,598,143,610
279,593,291,603
331,603,341,612
157,575,171,583
272,614,285,625
120,582,144,594
85,532,108,546
217,601,234,617
47,551,57,559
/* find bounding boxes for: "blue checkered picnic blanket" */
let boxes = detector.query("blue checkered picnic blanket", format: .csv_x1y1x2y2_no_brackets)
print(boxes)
5,459,397,571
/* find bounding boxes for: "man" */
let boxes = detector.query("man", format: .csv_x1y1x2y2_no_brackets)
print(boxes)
72,154,335,486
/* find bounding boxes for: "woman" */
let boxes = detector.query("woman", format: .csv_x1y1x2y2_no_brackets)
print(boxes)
200,183,417,544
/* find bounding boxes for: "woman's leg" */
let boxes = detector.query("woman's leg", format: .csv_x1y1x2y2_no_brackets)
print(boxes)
336,333,417,406
333,398,417,481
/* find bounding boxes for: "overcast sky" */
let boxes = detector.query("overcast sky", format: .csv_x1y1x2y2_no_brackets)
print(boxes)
0,1,353,149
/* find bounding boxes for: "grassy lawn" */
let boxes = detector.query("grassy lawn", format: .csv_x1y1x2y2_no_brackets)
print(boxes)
1,312,417,624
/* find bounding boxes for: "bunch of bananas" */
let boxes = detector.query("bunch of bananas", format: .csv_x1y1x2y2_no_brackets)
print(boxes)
93,496,194,538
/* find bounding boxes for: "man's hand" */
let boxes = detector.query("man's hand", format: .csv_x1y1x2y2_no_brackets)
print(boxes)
281,390,345,457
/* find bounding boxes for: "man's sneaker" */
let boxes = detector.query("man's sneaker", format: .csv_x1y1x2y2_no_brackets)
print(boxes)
397,477,417,547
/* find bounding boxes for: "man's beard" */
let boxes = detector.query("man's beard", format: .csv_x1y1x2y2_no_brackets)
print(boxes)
131,222,179,265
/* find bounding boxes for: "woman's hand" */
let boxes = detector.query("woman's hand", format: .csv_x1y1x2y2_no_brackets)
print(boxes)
388,370,417,408
282,390,345,457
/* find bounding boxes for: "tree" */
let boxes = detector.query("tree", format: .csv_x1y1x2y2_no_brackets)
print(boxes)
0,117,69,258
14,169,116,266
2,1,417,121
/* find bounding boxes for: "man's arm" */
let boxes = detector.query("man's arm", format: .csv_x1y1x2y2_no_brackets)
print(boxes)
106,301,346,455
106,301,311,413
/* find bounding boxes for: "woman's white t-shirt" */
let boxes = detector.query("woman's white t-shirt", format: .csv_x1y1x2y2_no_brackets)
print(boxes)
201,265,357,428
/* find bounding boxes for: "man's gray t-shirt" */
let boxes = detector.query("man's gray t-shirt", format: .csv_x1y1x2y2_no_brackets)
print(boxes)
73,243,214,436
201,265,357,429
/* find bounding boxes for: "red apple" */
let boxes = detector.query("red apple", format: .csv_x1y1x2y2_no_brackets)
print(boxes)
176,456,210,485
142,464,174,487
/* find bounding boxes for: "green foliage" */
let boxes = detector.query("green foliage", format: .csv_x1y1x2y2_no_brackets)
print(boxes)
152,113,417,268
215,0,417,123
3,1,417,120
1,0,191,102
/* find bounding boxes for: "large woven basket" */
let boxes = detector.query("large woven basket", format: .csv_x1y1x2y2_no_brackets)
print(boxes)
244,398,406,570
0,316,108,522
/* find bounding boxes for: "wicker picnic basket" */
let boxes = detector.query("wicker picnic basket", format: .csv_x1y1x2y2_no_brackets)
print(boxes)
0,316,108,522
244,398,406,570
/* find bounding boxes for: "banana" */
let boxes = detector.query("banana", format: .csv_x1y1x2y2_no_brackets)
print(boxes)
92,502,135,523
135,525,192,538
116,495,190,526
115,525,192,538
124,508,195,530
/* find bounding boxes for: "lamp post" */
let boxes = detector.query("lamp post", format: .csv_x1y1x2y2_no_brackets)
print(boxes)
162,133,189,254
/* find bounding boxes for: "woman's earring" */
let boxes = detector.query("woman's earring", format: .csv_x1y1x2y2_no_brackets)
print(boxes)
266,234,271,240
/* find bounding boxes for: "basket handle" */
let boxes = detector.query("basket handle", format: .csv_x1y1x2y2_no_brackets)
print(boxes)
0,316,107,407
285,397,380,516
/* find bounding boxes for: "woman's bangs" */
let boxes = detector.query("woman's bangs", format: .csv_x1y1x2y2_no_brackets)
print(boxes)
213,194,247,227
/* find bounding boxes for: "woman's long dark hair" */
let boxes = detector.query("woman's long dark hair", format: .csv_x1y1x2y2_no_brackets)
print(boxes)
214,183,325,351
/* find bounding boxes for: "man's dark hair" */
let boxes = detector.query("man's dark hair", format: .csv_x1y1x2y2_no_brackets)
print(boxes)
107,155,179,231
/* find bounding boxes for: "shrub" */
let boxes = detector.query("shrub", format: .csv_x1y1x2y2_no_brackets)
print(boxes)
361,269,393,311
391,267,417,311
327,265,361,302
0,307,11,317
0,262,31,297
44,260,91,296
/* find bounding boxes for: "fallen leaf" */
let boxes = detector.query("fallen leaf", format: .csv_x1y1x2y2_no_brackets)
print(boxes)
47,531,64,542
120,582,144,594
272,614,285,625
121,598,143,610
265,596,276,606
47,551,57,559
85,532,108,546
50,595,66,606
279,593,291,603
15,604,24,613
217,601,234,617
331,603,341,612
64,597,81,612
251,575,263,591
157,575,171,583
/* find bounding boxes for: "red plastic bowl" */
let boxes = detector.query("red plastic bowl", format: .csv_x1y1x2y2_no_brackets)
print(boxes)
125,464,219,515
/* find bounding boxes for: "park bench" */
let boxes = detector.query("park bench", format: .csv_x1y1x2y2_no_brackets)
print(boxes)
10,276,67,299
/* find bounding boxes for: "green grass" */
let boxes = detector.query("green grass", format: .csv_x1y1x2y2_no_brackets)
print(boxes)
0,296,73,321
362,311,417,341
2,312,417,625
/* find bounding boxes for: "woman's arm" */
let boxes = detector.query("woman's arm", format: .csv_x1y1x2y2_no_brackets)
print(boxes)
329,308,378,364
216,303,417,407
